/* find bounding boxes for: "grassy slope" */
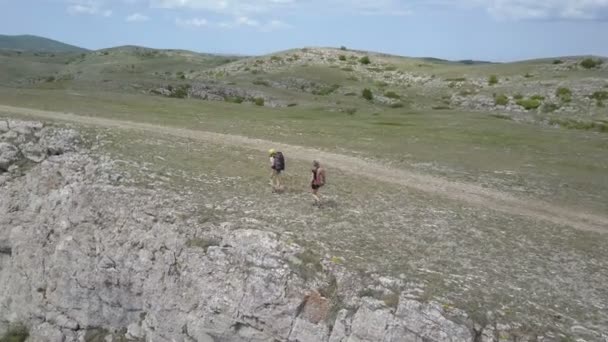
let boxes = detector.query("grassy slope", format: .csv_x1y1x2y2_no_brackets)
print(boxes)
0,34,88,53
0,87,606,216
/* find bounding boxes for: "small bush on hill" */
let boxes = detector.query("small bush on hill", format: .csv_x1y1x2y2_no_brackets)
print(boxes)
362,88,373,101
169,84,191,99
530,95,545,101
359,56,371,65
445,77,467,82
513,93,524,100
590,91,608,101
580,58,602,69
516,98,541,110
556,87,572,102
254,98,265,106
384,65,398,71
345,108,357,115
338,55,346,61
270,56,282,62
253,79,270,86
341,67,354,72
375,81,388,88
384,91,401,99
45,76,55,82
494,94,509,106
488,75,498,85
225,96,244,104
553,59,563,65
340,46,347,51
524,73,534,78
313,84,340,96
541,102,560,113
390,102,404,108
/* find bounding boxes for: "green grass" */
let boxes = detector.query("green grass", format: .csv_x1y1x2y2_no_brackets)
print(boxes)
0,324,29,342
556,87,572,102
517,98,542,110
494,94,509,106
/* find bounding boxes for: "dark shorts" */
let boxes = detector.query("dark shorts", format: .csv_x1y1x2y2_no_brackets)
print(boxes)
311,183,323,190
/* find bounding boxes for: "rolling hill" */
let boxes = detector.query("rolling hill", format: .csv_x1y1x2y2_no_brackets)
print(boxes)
0,34,88,53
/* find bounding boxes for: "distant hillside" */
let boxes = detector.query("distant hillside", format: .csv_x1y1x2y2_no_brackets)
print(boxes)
0,34,88,53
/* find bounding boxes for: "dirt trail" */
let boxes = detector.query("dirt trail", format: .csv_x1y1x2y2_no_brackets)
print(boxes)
2,104,607,233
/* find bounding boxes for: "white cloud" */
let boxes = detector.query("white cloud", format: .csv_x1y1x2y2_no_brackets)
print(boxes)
67,0,112,17
126,13,150,22
176,17,209,27
151,0,294,15
176,16,290,31
473,0,608,20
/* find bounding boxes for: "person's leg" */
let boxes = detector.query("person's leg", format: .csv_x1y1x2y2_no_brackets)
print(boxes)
312,187,320,203
270,170,277,188
276,171,283,190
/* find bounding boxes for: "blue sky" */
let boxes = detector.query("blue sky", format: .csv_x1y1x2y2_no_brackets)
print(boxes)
1,0,607,61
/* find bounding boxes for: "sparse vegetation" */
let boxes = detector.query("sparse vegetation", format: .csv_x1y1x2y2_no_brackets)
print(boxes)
340,46,347,51
168,84,191,99
580,58,602,69
312,84,340,96
389,102,404,108
516,98,542,110
225,96,244,104
253,79,270,87
553,59,563,65
556,87,572,102
490,113,513,120
359,56,371,65
590,91,608,107
488,75,498,85
541,102,560,113
530,95,545,101
0,323,29,342
361,88,373,101
384,91,401,99
494,94,509,106
524,73,534,78
341,67,354,72
338,55,346,61
432,105,451,110
445,77,467,82
513,93,524,100
254,97,265,106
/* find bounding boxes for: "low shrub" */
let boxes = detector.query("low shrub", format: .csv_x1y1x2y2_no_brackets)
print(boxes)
524,73,534,78
254,97,265,106
513,93,524,100
312,84,340,96
253,79,270,86
384,91,401,99
516,98,541,110
494,94,509,106
541,102,560,113
488,75,498,85
556,87,572,102
553,59,563,65
530,94,545,101
338,55,346,61
359,56,371,65
362,88,373,101
580,58,602,69
389,102,404,108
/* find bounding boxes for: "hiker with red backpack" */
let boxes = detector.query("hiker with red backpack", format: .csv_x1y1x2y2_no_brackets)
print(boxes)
269,149,285,191
311,160,326,204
